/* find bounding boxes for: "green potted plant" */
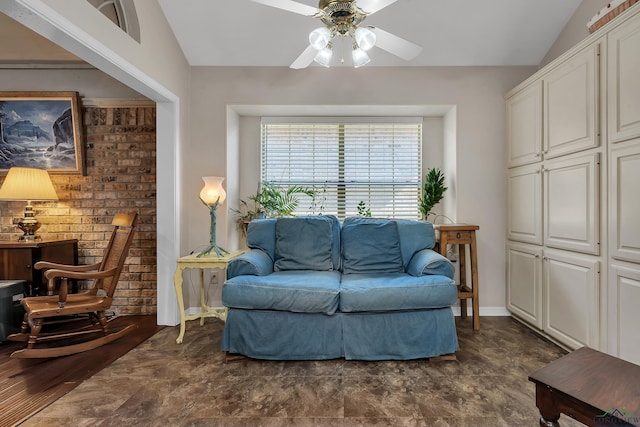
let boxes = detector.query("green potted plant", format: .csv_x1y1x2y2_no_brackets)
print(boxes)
419,168,447,220
234,182,315,234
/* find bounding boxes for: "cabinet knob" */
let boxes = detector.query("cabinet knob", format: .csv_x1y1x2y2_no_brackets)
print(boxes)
456,232,461,239
26,264,31,269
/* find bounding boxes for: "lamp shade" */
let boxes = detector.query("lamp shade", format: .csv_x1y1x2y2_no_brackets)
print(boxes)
354,27,376,51
309,27,331,50
199,176,226,206
0,167,58,201
352,47,371,68
314,45,333,67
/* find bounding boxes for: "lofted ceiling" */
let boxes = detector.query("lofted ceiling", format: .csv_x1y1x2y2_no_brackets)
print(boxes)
1,0,584,67
158,0,583,67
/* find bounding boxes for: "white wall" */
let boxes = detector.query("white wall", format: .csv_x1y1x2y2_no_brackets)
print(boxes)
187,65,535,311
0,67,143,99
541,0,609,67
0,0,191,325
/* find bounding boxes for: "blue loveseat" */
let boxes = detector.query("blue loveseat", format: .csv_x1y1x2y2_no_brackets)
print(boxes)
221,216,459,360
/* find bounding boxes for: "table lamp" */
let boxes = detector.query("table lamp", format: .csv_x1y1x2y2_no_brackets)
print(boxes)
0,167,59,241
198,176,229,257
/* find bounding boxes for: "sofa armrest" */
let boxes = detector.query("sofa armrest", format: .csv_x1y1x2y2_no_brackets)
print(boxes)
406,249,455,279
227,249,274,279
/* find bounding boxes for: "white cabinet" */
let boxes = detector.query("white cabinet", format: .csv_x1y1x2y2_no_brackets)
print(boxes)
507,5,640,355
608,262,640,365
608,138,640,365
544,43,600,159
544,153,600,255
507,242,601,350
507,164,542,245
507,242,543,328
543,249,600,349
609,138,640,263
506,81,542,167
608,15,640,143
507,152,600,253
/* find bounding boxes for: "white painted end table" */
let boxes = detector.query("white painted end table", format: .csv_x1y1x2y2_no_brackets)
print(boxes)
173,250,244,344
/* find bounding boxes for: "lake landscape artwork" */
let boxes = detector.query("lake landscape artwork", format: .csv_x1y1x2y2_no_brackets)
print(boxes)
0,92,84,174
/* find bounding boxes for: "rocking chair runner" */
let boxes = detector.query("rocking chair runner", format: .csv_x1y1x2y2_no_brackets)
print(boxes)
8,212,139,359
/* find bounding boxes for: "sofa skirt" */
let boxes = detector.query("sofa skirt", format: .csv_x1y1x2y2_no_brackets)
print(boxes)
221,308,458,361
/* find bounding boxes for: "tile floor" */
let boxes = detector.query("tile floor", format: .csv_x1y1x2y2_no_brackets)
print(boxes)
21,316,583,427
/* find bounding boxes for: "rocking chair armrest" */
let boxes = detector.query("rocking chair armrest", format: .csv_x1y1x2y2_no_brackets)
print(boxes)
44,267,118,282
35,261,101,272
47,267,119,301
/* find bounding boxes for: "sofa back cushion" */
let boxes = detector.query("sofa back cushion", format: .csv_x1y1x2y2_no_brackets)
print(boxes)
341,217,404,274
274,216,336,271
395,219,436,267
246,218,277,261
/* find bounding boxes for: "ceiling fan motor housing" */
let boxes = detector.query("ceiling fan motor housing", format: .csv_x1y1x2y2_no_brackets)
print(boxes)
319,0,366,36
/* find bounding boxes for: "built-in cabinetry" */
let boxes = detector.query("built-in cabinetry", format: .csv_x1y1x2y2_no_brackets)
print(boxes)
506,5,640,361
605,10,640,364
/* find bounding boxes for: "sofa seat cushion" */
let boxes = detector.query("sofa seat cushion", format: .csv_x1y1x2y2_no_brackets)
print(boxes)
223,270,341,315
339,273,457,313
341,217,404,274
274,217,335,271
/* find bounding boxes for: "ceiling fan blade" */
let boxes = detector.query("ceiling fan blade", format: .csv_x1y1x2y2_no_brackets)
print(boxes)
370,27,422,61
356,0,399,14
251,0,319,16
290,45,317,69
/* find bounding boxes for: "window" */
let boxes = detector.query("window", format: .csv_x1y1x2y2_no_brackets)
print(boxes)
86,0,140,42
261,118,422,220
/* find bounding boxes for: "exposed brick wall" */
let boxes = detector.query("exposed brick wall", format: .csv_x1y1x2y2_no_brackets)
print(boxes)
0,106,157,315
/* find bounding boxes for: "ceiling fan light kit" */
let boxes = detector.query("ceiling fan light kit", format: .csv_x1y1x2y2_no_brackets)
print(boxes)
314,44,333,67
309,26,332,49
351,46,370,67
251,0,422,69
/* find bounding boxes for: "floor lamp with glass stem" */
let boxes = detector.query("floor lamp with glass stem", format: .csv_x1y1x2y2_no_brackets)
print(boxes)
198,176,229,258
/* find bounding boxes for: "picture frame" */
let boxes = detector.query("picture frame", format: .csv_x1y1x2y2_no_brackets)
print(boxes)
0,91,85,175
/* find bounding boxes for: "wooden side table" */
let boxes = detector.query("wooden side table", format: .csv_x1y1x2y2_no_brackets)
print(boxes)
435,224,480,330
173,250,244,344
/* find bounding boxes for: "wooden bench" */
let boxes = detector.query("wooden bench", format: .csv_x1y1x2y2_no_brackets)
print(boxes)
529,347,640,426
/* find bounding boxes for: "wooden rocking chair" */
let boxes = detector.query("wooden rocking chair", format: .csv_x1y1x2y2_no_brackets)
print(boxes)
8,212,139,358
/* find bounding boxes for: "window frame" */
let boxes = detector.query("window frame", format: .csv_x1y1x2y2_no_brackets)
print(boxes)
260,117,423,220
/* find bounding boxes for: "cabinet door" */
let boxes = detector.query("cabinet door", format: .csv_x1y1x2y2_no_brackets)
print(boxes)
608,262,640,365
608,14,640,143
609,138,640,263
0,248,34,283
507,164,542,245
506,81,542,167
543,249,599,350
507,242,543,328
544,43,600,159
544,153,600,255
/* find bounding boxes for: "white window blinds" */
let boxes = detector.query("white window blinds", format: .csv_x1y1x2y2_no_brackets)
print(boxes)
261,119,422,219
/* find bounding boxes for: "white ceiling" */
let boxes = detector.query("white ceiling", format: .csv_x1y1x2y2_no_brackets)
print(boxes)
158,0,583,67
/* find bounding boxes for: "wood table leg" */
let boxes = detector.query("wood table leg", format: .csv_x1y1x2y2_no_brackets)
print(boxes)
470,231,480,330
174,265,187,344
536,384,561,427
459,243,467,319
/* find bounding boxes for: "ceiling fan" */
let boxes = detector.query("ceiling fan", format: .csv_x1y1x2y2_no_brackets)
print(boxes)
251,0,423,68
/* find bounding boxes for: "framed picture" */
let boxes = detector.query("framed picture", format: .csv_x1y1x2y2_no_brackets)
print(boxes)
0,91,85,175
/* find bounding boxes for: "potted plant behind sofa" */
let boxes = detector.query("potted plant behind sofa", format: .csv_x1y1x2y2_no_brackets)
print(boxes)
419,168,447,221
234,182,315,235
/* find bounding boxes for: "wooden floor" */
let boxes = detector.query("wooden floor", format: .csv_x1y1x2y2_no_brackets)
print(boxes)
0,315,162,427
